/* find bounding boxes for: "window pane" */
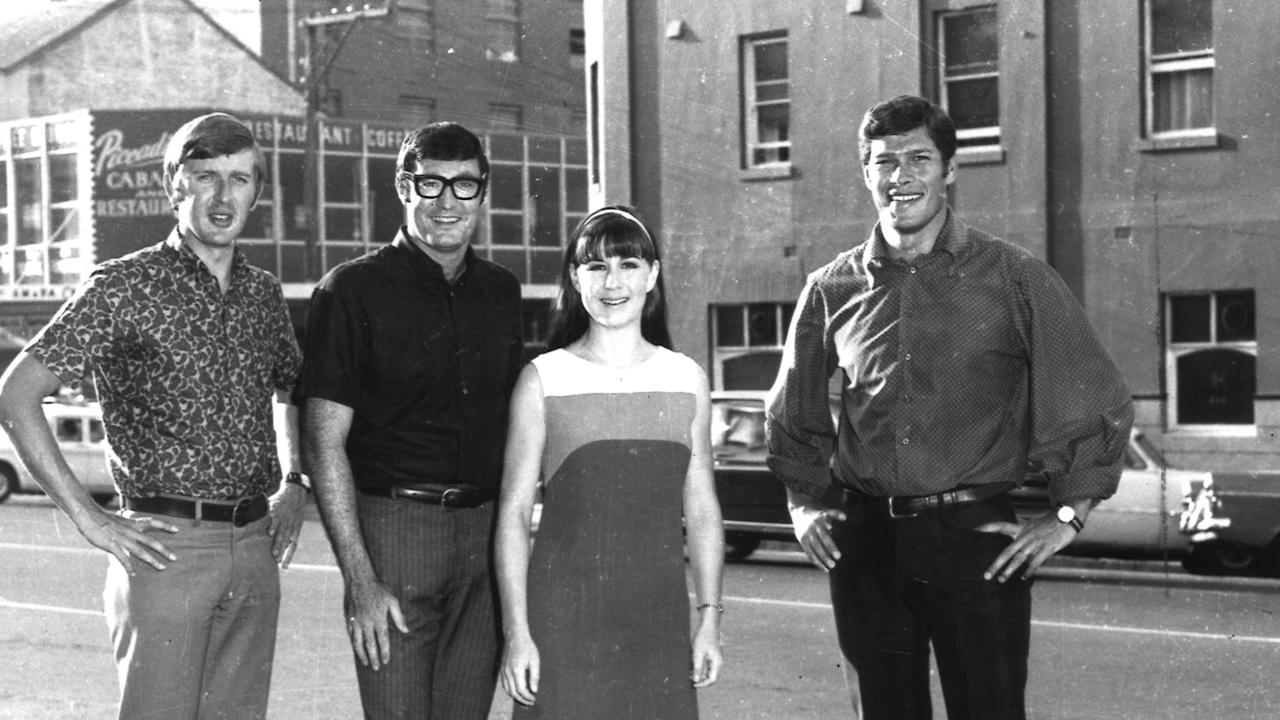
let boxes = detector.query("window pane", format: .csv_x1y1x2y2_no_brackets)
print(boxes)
529,137,560,164
716,306,745,347
325,208,361,243
1153,69,1212,132
943,8,998,75
1170,295,1210,342
489,165,523,211
946,77,999,130
1176,349,1254,424
747,303,779,346
1217,291,1255,342
0,159,7,208
279,153,307,241
753,41,787,83
15,159,42,245
722,351,783,392
368,157,401,243
530,249,560,285
324,155,360,203
49,244,83,284
490,213,524,246
49,155,77,204
49,207,78,243
1151,0,1212,56
529,166,560,247
522,298,552,347
757,104,790,144
489,134,523,162
491,248,527,280
565,168,588,213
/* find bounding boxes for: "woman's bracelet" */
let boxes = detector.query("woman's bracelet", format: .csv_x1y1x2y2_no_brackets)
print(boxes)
696,602,724,614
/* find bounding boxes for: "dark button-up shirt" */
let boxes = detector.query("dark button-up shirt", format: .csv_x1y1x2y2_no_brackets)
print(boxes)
27,229,302,500
297,231,524,493
767,213,1133,505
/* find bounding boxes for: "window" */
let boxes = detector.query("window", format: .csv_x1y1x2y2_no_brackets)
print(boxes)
711,303,795,390
489,103,523,132
397,0,435,57
1145,0,1214,137
486,0,520,62
937,5,999,149
741,33,790,169
1165,290,1255,428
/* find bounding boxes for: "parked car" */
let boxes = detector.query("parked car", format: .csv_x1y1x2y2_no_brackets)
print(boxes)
1179,473,1280,576
1010,430,1201,559
0,400,115,503
712,391,1205,561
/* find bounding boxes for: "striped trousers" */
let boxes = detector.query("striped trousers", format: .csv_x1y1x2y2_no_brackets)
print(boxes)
353,493,500,720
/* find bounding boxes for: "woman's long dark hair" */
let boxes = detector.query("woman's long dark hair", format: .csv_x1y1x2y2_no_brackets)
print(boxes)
545,205,672,351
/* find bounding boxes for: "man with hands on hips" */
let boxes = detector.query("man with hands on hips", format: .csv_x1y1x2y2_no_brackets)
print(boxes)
0,112,306,720
766,95,1132,720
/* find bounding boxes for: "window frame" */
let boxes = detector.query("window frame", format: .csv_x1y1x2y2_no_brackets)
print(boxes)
1143,0,1215,140
710,302,795,391
936,4,1000,151
1163,290,1257,435
740,32,791,172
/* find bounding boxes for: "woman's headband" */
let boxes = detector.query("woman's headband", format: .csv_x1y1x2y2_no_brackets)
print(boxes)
584,206,654,246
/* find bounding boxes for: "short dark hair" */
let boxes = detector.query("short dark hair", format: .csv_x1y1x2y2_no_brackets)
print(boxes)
546,205,672,351
163,112,265,194
397,122,490,178
858,95,957,166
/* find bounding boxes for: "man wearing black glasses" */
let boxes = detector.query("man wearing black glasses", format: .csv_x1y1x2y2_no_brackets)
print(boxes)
299,122,523,719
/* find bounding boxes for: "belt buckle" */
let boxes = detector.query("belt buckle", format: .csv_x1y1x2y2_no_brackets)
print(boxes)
887,496,921,519
231,497,255,526
440,487,463,508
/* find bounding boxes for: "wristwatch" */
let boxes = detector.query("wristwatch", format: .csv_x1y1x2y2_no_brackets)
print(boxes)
1056,505,1085,533
285,471,312,493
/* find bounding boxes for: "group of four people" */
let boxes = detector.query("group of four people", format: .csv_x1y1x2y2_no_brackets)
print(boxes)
0,93,1130,720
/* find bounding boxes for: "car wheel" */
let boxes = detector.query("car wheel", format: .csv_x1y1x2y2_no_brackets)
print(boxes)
725,534,762,561
1182,543,1259,575
0,464,17,503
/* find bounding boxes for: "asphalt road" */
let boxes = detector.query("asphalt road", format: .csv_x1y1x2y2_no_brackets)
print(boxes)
2,497,1278,719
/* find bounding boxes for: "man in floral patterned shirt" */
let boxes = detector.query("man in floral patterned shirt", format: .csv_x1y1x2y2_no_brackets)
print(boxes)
0,113,305,720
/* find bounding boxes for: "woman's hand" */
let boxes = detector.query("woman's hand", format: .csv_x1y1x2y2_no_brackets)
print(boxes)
690,611,723,688
500,633,540,706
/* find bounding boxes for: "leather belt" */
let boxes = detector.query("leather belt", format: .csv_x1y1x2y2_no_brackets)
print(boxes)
845,482,1013,519
123,494,269,527
382,483,494,509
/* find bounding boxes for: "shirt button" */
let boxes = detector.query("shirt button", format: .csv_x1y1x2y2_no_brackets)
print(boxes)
461,387,469,395
904,353,912,361
908,267,918,275
902,438,910,445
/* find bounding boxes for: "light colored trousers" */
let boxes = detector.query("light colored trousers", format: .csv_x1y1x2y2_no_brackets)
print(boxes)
104,512,280,720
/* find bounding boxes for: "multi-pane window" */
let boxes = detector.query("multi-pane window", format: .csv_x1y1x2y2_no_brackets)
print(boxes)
938,5,999,149
476,133,588,286
711,303,795,390
1165,290,1255,427
397,0,435,58
741,33,790,169
486,0,520,62
1145,0,1214,136
489,103,523,132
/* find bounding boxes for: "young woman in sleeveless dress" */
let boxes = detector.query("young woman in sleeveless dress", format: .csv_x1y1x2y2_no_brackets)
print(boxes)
496,206,724,719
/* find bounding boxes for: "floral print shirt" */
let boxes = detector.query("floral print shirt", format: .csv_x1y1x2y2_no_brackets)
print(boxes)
27,229,302,500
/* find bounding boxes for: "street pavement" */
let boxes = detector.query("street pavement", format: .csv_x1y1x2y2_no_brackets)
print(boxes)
2,497,1278,719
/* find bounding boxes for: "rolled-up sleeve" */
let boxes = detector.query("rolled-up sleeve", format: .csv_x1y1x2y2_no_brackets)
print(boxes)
766,273,839,500
1014,257,1134,504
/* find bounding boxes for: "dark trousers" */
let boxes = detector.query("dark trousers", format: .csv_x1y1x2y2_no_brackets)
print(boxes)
354,493,500,720
828,492,1031,720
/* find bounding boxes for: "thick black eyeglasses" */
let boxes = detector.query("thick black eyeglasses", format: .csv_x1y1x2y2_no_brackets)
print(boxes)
403,173,486,200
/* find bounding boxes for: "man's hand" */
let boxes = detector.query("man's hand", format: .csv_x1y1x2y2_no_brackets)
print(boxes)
268,482,307,568
346,577,409,671
788,489,846,571
977,509,1080,582
80,509,178,575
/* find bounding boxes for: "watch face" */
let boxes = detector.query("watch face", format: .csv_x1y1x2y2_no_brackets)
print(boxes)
1057,505,1076,523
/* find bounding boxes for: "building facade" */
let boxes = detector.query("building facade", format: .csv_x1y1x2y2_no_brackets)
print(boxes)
587,0,1280,471
259,0,586,135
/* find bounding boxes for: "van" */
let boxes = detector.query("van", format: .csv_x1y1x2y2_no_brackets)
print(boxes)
0,400,115,503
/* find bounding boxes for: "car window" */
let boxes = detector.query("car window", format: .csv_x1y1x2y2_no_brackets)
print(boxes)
89,419,105,444
55,417,82,443
1123,445,1145,470
712,401,767,449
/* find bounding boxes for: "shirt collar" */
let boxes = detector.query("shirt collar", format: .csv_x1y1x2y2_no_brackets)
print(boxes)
860,208,969,277
162,227,250,286
392,227,477,286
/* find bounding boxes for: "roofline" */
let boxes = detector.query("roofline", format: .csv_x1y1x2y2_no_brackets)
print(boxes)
4,0,303,96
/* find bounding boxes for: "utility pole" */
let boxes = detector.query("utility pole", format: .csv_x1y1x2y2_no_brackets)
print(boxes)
300,2,391,281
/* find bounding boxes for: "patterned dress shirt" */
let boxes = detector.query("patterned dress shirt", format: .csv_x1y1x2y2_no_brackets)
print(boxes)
767,213,1134,505
27,229,302,500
